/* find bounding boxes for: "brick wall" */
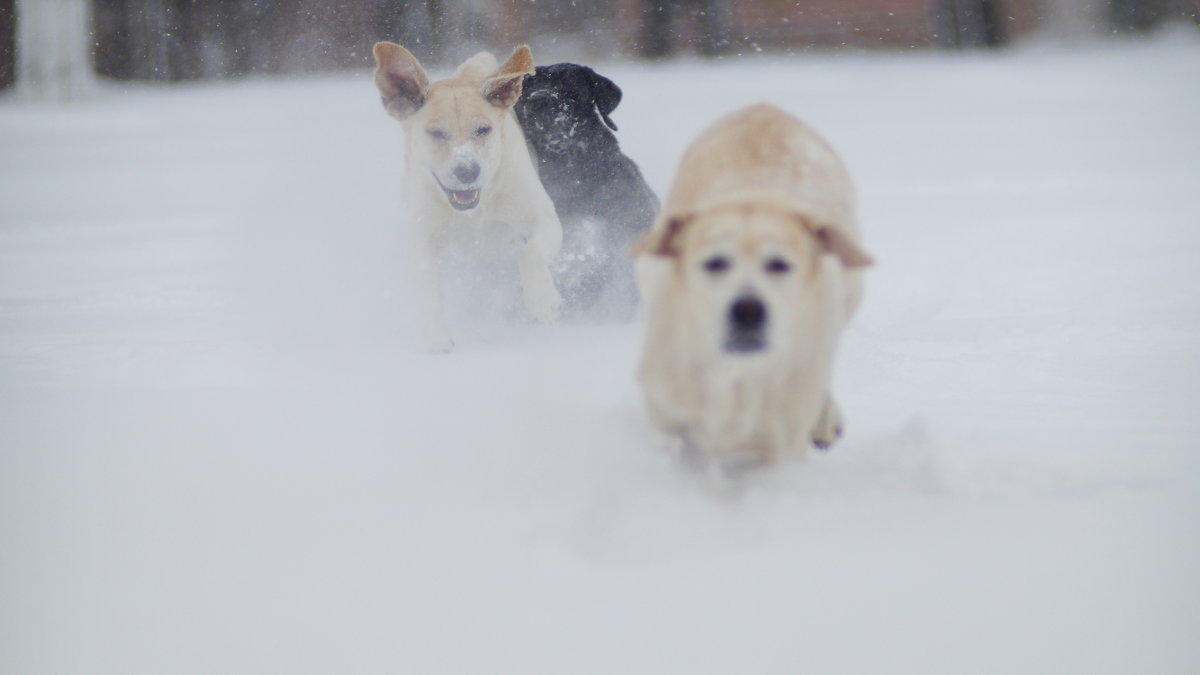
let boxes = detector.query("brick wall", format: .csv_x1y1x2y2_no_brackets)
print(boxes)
2,0,1048,90
610,0,1041,53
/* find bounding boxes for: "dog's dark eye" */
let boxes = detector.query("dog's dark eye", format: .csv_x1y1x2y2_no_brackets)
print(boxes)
764,257,791,275
474,126,492,138
426,129,449,141
702,256,730,274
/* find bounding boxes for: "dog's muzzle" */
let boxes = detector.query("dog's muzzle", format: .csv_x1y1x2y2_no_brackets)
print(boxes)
432,172,481,212
724,294,768,354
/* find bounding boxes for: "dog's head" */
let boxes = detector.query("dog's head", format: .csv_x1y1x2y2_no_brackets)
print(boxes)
639,204,872,357
513,63,622,157
373,42,534,212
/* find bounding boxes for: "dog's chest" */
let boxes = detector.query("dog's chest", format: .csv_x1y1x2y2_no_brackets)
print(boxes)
436,214,526,258
702,361,800,422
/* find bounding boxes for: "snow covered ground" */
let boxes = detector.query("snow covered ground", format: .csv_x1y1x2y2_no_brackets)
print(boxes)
3,31,1199,674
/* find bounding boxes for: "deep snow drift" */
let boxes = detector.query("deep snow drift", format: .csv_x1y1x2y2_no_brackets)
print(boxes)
2,32,1199,674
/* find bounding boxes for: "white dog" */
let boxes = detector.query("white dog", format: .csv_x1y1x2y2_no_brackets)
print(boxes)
373,43,563,352
635,103,873,466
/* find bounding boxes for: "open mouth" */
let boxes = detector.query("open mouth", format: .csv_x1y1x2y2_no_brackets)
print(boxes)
432,173,480,211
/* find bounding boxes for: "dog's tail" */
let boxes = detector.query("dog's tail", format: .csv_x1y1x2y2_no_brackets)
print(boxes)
454,52,498,82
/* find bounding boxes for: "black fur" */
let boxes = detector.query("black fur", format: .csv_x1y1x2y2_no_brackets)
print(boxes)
514,63,659,320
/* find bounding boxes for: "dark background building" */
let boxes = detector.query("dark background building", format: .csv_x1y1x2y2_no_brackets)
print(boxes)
2,0,1198,90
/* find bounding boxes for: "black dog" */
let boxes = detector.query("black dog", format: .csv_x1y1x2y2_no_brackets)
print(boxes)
514,63,659,320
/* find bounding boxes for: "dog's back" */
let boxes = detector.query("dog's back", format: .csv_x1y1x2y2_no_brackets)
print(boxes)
656,103,863,317
446,52,497,85
664,104,855,238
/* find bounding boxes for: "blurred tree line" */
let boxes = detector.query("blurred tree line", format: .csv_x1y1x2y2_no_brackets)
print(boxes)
1,1,1197,91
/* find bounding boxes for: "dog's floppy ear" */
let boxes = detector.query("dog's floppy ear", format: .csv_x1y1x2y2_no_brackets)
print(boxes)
811,224,875,268
483,45,535,109
373,42,429,121
586,68,622,131
633,214,691,258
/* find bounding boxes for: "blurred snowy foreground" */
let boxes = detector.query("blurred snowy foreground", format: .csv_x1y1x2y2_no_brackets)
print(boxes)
2,32,1199,675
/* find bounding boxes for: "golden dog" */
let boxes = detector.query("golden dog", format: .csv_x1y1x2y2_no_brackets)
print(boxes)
373,43,562,352
635,103,873,465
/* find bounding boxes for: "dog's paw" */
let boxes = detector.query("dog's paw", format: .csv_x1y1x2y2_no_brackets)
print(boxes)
425,337,455,354
812,427,842,450
812,397,844,450
420,325,456,354
524,284,562,324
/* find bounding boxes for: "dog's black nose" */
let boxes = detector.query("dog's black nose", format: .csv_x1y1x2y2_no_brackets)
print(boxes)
729,295,766,331
453,163,480,184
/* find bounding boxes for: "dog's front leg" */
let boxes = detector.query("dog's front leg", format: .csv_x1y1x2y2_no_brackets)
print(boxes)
517,231,562,323
414,238,455,353
812,394,844,450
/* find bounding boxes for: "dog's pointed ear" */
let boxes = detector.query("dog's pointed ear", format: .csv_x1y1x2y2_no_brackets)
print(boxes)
373,42,429,121
812,224,874,268
633,214,690,258
586,68,622,131
483,45,535,109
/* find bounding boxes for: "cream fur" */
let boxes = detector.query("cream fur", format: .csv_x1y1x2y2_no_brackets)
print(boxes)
373,43,562,352
635,103,872,463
